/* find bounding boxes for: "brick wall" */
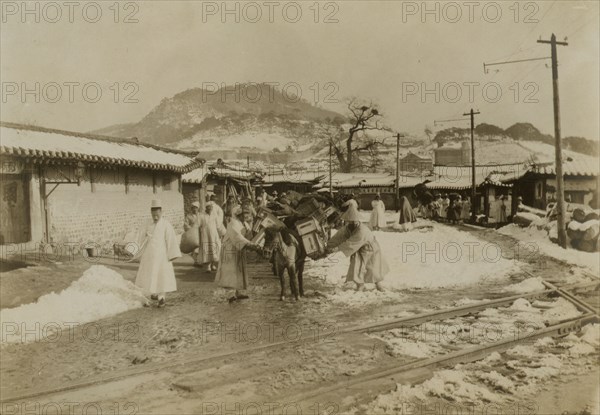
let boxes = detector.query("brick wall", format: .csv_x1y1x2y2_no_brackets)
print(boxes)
46,166,184,251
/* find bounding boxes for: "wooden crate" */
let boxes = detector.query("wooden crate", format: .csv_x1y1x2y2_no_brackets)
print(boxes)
301,232,325,258
295,217,319,235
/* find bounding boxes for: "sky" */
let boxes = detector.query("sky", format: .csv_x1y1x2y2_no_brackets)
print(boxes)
1,1,598,140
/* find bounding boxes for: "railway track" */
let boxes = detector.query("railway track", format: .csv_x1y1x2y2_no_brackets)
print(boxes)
3,282,598,405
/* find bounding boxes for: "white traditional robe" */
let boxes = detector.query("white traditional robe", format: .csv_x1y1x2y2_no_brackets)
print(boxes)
327,224,389,284
198,212,226,263
214,218,252,290
441,198,450,219
343,199,359,210
134,218,181,294
369,199,386,228
207,201,224,225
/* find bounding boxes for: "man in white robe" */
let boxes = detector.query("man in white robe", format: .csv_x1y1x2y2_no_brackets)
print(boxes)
198,204,226,272
325,205,389,292
207,194,224,225
134,199,181,308
215,206,260,302
369,194,386,230
184,201,201,266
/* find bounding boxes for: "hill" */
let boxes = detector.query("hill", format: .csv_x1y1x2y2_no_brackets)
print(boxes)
93,83,346,153
433,122,597,156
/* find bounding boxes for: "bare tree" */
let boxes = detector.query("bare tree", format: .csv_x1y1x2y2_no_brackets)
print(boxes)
329,99,388,172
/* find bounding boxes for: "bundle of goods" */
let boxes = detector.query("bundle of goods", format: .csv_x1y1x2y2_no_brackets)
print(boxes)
251,208,286,246
295,217,327,259
180,226,200,254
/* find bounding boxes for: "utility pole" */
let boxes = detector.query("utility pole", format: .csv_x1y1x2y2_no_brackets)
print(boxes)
463,109,480,222
538,34,568,248
395,133,401,211
329,140,333,199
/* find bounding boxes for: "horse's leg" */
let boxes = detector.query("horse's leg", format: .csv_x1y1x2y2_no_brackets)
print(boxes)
296,258,305,297
278,255,286,300
288,263,299,301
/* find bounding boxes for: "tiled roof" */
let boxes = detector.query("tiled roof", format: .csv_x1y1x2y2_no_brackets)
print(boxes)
426,164,528,190
262,172,325,184
182,164,262,183
531,155,599,177
0,122,202,173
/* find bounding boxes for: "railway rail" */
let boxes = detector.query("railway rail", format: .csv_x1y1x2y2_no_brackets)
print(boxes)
3,281,598,405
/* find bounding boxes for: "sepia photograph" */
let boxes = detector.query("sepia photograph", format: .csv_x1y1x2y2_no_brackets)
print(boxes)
0,1,599,414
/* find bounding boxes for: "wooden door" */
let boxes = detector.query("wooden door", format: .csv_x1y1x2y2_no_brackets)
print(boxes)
0,174,30,244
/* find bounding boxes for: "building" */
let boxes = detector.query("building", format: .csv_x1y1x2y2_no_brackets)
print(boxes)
261,170,325,195
0,122,202,254
425,163,529,222
319,172,425,209
182,161,262,213
399,152,433,172
511,155,599,210
434,141,470,166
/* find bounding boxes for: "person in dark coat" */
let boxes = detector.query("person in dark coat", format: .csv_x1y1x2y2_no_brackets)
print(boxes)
396,196,417,231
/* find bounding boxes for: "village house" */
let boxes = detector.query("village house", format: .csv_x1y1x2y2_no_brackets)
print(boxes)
399,152,433,173
182,161,262,212
426,164,528,222
0,122,203,257
319,172,424,209
511,155,599,210
261,170,325,195
434,141,471,166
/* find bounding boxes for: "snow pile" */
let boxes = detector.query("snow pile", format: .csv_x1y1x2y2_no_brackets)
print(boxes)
498,223,599,275
306,222,520,293
501,277,546,293
358,324,599,414
0,265,146,344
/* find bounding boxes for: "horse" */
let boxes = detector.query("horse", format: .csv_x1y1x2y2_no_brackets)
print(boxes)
262,225,306,301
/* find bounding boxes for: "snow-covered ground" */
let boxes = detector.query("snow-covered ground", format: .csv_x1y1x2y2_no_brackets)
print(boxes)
306,220,521,303
357,323,600,414
497,223,599,275
0,265,146,344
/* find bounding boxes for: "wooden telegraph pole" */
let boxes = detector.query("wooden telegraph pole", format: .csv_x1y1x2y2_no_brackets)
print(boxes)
538,34,568,248
329,140,333,199
463,109,480,222
395,133,401,211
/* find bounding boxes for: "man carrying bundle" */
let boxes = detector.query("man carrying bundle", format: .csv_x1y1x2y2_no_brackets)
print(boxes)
184,201,201,267
215,205,261,302
134,199,181,308
324,204,389,292
198,204,226,272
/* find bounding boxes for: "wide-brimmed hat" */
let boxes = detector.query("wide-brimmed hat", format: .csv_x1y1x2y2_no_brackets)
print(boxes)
272,190,278,195
231,206,243,216
341,204,361,222
191,201,200,208
151,199,162,209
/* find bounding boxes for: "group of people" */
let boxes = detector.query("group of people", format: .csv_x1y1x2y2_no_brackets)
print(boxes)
131,189,395,307
132,194,263,307
343,193,417,233
421,194,471,224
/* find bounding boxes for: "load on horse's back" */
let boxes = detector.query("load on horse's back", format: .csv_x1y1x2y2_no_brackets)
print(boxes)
257,194,339,301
